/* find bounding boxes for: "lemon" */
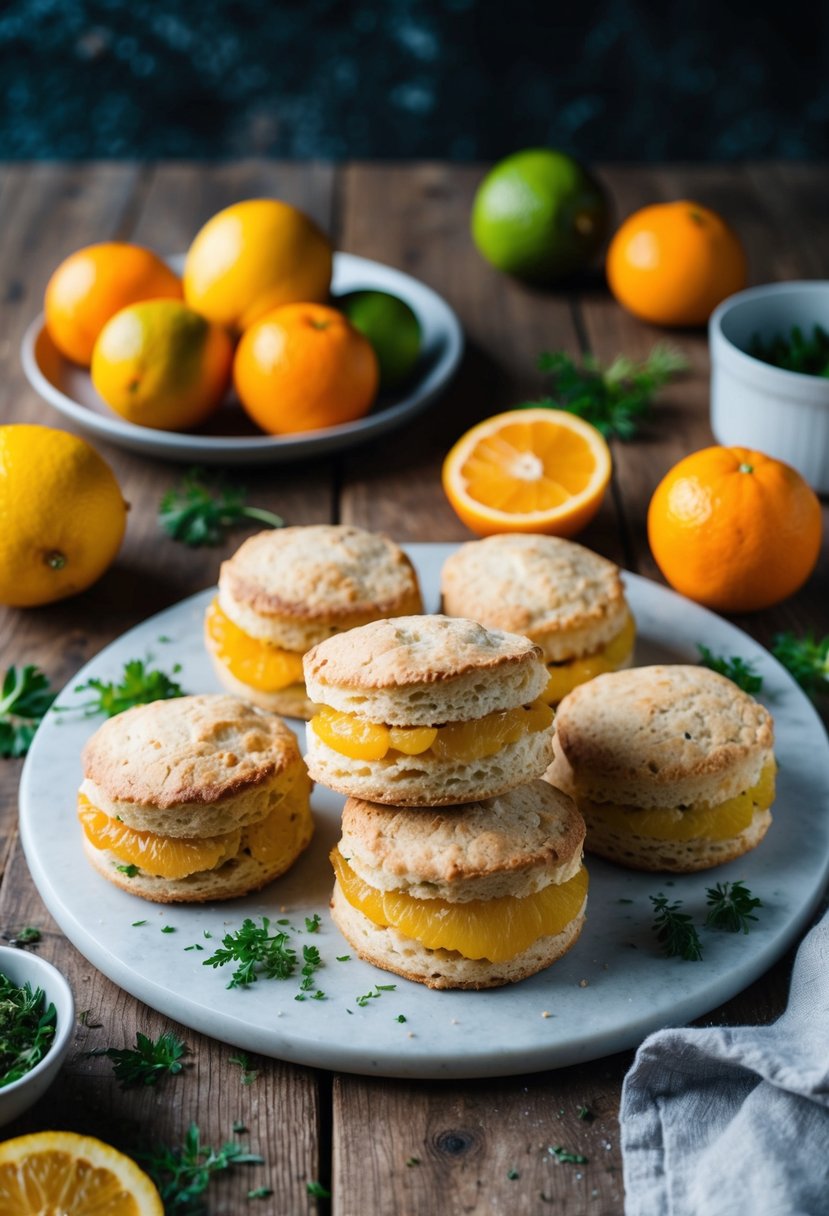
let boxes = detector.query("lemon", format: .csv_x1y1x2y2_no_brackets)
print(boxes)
471,148,610,282
0,1131,163,1214
337,291,421,389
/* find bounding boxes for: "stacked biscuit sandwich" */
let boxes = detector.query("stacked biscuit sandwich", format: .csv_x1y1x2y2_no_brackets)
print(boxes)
304,614,588,989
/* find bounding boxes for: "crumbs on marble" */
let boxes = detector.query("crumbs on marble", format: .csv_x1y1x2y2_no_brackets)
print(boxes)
578,979,589,988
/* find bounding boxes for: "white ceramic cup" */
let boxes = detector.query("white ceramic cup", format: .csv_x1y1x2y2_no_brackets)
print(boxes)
0,945,74,1126
709,281,829,493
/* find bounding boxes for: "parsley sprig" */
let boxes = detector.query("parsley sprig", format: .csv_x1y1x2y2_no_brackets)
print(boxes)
521,344,688,441
88,1030,188,1088
0,975,56,1087
0,665,56,758
697,646,763,693
137,1123,263,1215
705,880,763,934
772,632,829,696
159,468,284,548
70,659,186,717
203,916,324,998
649,894,703,961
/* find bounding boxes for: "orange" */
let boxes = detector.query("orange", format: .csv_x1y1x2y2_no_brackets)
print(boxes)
441,408,612,537
0,1130,163,1214
0,425,127,607
44,242,182,366
233,302,379,434
183,198,333,332
91,299,233,431
606,201,747,327
647,446,822,612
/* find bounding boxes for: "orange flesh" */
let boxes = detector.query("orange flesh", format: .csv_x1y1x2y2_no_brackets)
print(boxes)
543,614,636,704
78,787,312,880
332,848,588,963
461,419,600,512
205,599,305,692
0,1149,146,1215
310,699,554,763
583,759,776,842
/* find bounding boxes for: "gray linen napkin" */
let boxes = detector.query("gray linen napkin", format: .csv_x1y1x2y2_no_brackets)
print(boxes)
620,909,829,1216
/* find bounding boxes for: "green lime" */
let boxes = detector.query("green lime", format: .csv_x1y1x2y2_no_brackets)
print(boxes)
471,148,610,282
337,291,421,390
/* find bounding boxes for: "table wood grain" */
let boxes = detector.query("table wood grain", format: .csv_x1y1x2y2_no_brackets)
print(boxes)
0,161,826,1215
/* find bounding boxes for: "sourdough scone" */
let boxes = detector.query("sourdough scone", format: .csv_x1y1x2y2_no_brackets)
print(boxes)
78,693,312,901
304,615,554,805
545,665,775,872
330,781,588,989
441,534,635,704
205,525,422,719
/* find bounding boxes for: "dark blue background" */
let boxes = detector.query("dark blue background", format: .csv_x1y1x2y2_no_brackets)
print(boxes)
0,0,823,160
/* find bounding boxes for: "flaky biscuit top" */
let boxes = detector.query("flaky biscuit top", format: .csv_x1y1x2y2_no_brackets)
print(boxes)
441,533,629,662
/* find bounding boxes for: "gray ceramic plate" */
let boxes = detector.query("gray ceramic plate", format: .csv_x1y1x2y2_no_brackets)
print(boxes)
20,546,829,1078
20,253,463,464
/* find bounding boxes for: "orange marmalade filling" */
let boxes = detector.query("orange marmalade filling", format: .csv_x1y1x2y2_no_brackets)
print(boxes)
205,598,305,692
332,847,588,962
543,613,636,705
310,699,554,763
78,787,313,880
582,758,776,842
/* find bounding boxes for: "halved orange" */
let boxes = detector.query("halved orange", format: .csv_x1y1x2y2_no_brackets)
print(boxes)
0,1131,163,1215
441,408,612,537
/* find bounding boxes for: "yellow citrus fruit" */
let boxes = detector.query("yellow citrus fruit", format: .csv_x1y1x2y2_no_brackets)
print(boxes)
0,1130,163,1215
91,299,233,431
44,242,183,366
442,408,612,537
0,424,127,607
183,198,333,331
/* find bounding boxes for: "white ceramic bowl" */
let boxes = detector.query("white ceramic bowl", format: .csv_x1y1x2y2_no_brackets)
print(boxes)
0,946,74,1126
710,281,829,493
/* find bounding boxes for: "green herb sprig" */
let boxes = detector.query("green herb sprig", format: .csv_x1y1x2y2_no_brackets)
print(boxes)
548,1144,589,1165
229,1051,258,1086
68,658,186,718
88,1030,188,1088
772,632,829,696
0,974,56,1087
697,645,763,693
749,324,829,377
159,468,284,548
521,344,688,441
0,666,56,758
705,880,763,934
649,894,704,961
203,916,323,999
137,1123,263,1216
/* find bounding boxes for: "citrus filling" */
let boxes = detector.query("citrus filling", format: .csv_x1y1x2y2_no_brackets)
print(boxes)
543,613,636,704
205,598,305,692
310,699,554,763
581,759,776,842
332,848,587,963
78,786,312,880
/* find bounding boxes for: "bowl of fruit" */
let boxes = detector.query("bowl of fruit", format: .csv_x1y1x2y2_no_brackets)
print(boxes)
0,944,74,1126
709,281,829,493
21,200,463,465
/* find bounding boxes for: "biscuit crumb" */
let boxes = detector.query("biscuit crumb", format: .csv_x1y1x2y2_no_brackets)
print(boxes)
407,1032,415,1039
541,1010,552,1019
579,979,589,988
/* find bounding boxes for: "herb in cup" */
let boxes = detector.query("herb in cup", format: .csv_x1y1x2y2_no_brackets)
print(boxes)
0,972,57,1087
749,324,829,377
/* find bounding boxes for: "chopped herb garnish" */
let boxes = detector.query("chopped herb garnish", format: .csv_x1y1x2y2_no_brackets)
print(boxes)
229,1051,259,1085
697,645,763,693
248,1187,273,1200
336,954,351,962
0,974,56,1086
232,1121,247,1134
577,1105,594,1122
137,1122,263,1214
304,914,321,934
88,1030,188,1088
132,920,147,927
355,983,397,1007
749,324,829,376
405,1157,420,1168
203,916,323,1001
161,925,176,934
521,344,688,441
306,1180,331,1198
116,863,140,878
704,880,762,934
650,894,703,961
11,925,42,945
507,1167,520,1180
159,467,284,548
772,631,829,696
548,1145,589,1165
184,943,204,952
0,665,56,758
70,658,186,718
203,930,213,939
396,1014,407,1023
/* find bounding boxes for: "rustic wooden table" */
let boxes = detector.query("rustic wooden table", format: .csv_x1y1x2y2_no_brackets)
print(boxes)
0,162,827,1214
